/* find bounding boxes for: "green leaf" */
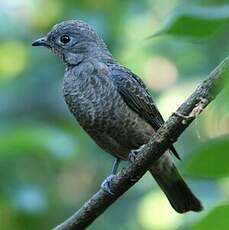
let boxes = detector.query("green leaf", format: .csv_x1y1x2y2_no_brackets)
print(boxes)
188,0,229,6
183,136,229,179
0,122,77,158
189,204,229,230
154,5,229,37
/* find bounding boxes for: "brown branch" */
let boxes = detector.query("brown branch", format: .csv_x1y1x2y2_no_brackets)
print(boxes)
53,56,229,230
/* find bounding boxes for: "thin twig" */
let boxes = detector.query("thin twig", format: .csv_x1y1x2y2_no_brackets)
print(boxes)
53,56,229,230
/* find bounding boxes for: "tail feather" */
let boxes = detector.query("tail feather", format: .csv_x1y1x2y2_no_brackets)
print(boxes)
150,163,203,213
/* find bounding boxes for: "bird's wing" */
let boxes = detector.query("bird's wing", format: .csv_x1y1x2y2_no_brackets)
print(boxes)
110,66,164,129
110,66,180,159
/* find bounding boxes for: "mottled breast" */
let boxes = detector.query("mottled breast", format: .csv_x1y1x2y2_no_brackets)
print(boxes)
63,61,153,158
63,61,121,128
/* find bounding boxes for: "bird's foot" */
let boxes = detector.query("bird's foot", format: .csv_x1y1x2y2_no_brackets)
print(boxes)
128,150,138,163
128,144,146,163
101,174,116,195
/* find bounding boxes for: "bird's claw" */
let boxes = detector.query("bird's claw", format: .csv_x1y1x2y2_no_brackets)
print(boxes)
128,150,138,163
128,144,146,163
101,174,116,195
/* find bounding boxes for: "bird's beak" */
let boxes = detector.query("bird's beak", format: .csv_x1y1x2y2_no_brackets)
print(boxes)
32,37,48,47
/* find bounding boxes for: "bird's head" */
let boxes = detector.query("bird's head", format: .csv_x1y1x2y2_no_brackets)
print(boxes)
32,20,110,66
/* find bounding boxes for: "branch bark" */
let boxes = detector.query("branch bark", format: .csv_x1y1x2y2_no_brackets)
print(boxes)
53,56,229,230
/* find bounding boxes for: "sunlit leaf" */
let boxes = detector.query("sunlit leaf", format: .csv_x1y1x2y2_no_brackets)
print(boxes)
184,136,229,179
154,5,229,37
189,204,229,230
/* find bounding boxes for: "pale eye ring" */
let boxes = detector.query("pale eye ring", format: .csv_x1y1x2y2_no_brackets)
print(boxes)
60,34,71,44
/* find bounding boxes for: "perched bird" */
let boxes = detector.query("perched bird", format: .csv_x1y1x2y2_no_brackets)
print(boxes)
32,20,203,213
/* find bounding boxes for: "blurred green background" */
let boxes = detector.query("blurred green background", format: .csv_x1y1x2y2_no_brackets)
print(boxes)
0,0,229,229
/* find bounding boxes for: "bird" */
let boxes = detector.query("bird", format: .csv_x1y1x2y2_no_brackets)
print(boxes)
32,20,203,213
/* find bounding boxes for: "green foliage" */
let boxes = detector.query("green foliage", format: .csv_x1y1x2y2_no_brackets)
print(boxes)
189,204,229,230
154,4,229,37
184,136,229,179
0,123,77,157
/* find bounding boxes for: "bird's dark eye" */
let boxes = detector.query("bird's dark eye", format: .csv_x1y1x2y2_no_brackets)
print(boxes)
60,35,71,44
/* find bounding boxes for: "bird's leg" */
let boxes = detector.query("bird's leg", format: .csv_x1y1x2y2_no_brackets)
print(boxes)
111,157,120,174
101,158,120,195
128,144,146,163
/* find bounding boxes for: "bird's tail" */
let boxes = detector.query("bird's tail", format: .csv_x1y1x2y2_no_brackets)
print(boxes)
149,157,203,213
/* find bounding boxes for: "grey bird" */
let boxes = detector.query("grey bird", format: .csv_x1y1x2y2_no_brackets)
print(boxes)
32,20,203,213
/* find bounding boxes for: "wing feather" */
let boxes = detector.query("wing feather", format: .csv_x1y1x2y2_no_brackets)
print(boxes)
110,66,180,159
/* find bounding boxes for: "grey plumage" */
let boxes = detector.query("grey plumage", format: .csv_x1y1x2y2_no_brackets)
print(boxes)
32,20,202,213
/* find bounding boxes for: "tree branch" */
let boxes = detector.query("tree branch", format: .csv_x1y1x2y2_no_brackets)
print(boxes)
53,56,229,230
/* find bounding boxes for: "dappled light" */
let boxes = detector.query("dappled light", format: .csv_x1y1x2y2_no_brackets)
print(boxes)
0,41,27,80
143,56,178,91
138,190,183,230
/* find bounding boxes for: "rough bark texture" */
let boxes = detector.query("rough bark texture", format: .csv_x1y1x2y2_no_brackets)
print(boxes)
53,56,229,230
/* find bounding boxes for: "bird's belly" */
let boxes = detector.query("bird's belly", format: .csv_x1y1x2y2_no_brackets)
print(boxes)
66,93,153,159
88,108,153,159
64,76,154,159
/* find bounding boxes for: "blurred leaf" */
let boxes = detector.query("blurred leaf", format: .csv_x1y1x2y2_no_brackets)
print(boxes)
154,5,229,37
184,136,229,179
189,204,229,230
188,0,229,6
0,41,28,80
0,123,77,158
